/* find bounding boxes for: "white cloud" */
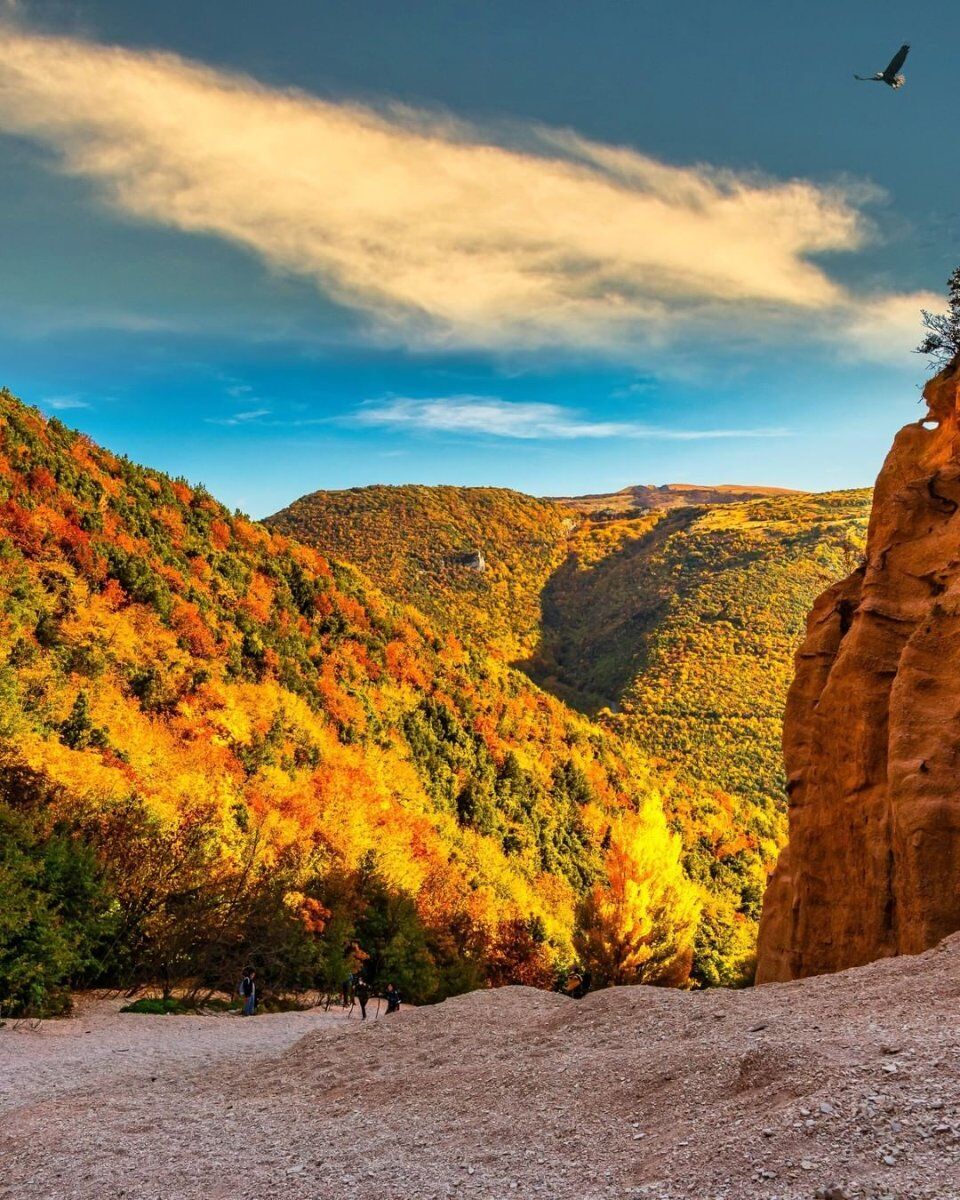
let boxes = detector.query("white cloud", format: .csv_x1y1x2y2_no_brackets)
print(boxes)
205,408,271,427
43,393,90,410
354,396,790,441
0,26,937,359
835,293,940,364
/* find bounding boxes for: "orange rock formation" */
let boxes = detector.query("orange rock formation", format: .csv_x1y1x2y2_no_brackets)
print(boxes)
757,360,960,982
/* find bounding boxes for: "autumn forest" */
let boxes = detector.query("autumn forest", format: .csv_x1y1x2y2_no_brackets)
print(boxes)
1,390,869,1015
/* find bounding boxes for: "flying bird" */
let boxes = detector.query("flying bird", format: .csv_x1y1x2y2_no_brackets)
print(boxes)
855,43,910,89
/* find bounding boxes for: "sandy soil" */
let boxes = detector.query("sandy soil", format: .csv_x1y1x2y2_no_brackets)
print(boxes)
4,938,960,1200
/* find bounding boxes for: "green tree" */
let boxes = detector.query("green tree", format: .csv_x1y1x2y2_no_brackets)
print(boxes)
918,267,960,367
355,875,439,1003
0,804,116,1016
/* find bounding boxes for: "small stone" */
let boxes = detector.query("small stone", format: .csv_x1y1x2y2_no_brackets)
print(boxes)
800,1159,815,1170
883,1155,897,1166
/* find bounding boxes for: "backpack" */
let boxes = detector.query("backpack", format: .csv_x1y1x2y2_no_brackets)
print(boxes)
239,976,252,998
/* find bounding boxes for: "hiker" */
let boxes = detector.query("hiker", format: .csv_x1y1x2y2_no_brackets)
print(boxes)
355,976,370,1020
384,982,401,1014
239,966,257,1016
341,971,355,1008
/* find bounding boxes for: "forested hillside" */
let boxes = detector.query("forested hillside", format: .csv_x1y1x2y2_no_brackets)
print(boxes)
0,391,714,1015
268,485,574,661
535,490,871,797
274,483,870,981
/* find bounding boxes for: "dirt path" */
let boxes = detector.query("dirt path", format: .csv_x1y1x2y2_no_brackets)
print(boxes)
0,993,353,1119
4,941,960,1199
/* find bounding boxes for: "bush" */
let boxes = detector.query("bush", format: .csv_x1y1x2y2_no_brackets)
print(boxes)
918,267,960,367
0,802,116,1017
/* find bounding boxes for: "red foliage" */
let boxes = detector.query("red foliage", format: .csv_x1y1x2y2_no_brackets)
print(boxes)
0,499,45,555
28,466,57,496
209,519,231,551
171,599,218,658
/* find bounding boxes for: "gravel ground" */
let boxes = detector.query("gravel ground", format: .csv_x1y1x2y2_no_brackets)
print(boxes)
4,938,960,1199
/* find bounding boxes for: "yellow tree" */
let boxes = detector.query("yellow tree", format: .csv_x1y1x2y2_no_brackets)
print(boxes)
574,807,700,988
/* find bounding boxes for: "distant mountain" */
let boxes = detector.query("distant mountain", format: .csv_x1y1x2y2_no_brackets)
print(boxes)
551,482,801,517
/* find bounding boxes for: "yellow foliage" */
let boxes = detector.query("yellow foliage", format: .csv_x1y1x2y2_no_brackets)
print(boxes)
574,807,701,987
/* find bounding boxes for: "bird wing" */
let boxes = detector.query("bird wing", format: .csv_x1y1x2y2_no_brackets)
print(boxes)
884,44,910,76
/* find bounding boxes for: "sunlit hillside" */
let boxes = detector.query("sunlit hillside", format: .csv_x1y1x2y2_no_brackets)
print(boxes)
0,391,728,1014
536,490,871,796
275,483,870,980
268,485,575,662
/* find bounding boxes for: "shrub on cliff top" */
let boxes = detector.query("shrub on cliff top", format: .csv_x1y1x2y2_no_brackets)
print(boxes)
918,266,960,367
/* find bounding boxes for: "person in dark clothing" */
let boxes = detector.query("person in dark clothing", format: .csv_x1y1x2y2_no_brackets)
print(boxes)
355,977,370,1020
384,982,401,1014
239,966,256,1016
341,972,355,1008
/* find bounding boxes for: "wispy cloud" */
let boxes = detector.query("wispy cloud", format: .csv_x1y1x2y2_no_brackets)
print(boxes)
43,393,90,410
205,408,271,427
353,396,790,441
610,379,657,400
0,27,938,359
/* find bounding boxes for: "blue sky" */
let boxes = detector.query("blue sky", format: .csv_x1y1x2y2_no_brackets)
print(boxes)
0,0,955,515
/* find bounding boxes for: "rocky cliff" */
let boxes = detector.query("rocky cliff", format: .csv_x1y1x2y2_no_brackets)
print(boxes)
757,359,960,982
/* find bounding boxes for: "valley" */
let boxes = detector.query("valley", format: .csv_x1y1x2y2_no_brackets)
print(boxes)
271,481,870,983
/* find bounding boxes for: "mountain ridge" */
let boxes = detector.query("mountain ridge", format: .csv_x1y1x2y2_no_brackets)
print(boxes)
549,481,802,516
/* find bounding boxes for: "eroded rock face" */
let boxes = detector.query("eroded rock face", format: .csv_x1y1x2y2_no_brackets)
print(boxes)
757,361,960,982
